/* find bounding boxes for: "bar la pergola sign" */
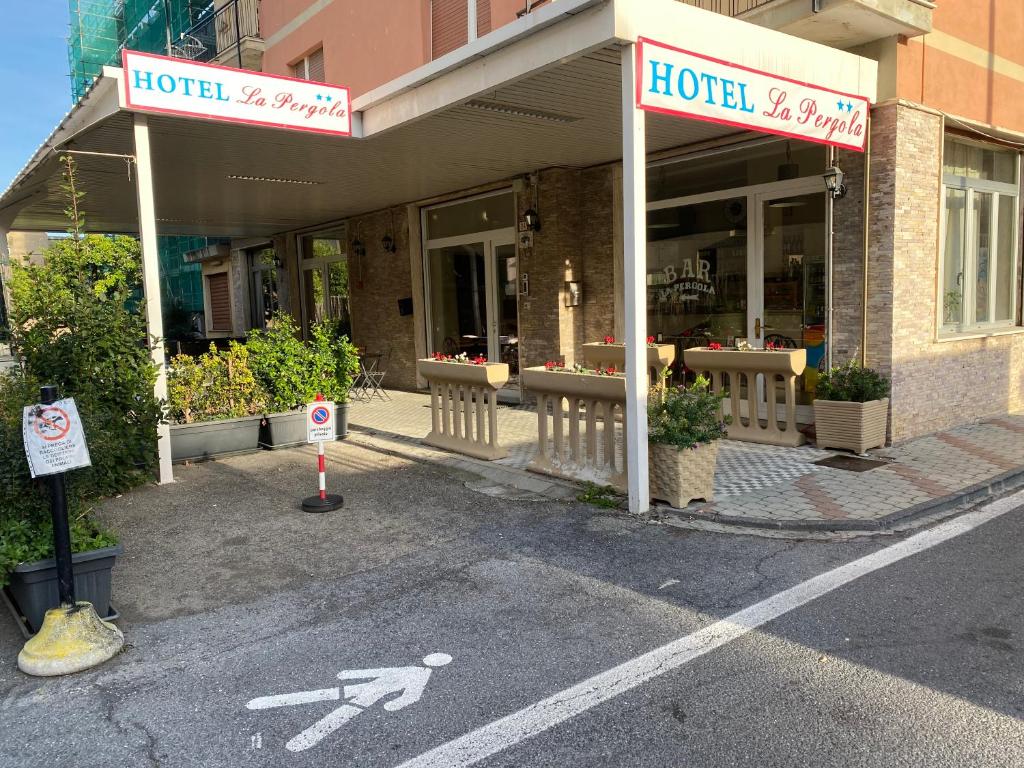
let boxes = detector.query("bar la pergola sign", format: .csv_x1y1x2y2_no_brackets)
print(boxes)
636,37,869,152
121,50,351,136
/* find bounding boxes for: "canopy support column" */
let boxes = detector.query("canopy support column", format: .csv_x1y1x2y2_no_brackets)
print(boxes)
621,44,649,515
132,114,173,485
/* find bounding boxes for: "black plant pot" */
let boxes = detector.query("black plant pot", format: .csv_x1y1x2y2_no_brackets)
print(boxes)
170,415,263,462
5,545,122,635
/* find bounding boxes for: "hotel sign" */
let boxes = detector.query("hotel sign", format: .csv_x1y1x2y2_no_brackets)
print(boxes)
636,38,868,152
122,50,351,136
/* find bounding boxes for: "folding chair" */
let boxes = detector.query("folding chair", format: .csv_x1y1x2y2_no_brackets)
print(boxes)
363,348,391,401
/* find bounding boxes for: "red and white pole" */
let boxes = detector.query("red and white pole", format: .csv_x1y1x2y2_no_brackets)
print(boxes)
301,393,344,513
317,440,327,501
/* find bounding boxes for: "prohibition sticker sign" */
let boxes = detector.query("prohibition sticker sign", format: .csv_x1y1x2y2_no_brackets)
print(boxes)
311,406,331,426
33,406,72,441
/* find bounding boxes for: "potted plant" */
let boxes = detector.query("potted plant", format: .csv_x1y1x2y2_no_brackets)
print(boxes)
647,375,729,507
246,313,360,449
813,361,891,454
167,342,269,461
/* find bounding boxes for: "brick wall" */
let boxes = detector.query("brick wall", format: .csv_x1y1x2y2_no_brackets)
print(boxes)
346,207,419,391
516,166,616,371
872,103,1024,441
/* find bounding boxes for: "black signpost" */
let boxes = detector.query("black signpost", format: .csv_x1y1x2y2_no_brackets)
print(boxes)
40,384,77,609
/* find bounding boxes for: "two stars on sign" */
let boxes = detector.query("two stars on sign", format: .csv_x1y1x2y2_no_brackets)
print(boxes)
836,99,855,113
315,93,334,102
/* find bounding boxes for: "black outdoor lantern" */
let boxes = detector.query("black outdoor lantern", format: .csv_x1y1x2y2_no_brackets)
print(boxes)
823,165,847,199
352,238,367,258
381,233,396,253
523,207,541,232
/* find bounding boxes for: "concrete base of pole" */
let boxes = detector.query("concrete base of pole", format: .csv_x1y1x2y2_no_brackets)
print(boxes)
301,494,343,513
17,602,124,677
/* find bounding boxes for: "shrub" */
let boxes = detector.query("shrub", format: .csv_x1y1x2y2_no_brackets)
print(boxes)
815,361,890,403
246,312,359,409
648,375,729,450
0,156,133,585
166,342,269,423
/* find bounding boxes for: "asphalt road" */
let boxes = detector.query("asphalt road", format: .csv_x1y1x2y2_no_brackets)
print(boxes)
0,443,1021,768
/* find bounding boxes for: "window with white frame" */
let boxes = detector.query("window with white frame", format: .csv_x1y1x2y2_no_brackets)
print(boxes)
940,136,1021,334
290,47,325,82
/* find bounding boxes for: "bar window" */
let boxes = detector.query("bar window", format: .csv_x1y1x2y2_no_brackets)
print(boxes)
940,137,1022,335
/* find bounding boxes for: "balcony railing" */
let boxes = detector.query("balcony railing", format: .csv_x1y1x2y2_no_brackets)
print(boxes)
679,0,775,14
172,0,261,69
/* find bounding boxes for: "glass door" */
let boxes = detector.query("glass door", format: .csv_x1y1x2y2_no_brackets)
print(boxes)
755,191,828,419
426,241,489,358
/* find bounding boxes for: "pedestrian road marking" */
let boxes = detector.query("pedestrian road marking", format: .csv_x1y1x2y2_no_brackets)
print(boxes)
394,491,1024,768
247,652,452,752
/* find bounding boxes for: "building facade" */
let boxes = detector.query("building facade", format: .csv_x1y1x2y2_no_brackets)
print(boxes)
248,0,1022,442
2,0,1020,451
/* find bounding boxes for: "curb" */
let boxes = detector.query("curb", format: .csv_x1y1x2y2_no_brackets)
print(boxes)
668,465,1024,533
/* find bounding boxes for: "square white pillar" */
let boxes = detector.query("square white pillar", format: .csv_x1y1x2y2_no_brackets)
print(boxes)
132,114,174,485
621,44,649,514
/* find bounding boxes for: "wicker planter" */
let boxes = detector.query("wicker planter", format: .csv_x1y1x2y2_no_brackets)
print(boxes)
648,440,720,508
813,398,889,454
170,415,262,462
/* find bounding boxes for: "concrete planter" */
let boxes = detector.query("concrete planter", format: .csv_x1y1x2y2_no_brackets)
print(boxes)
683,347,807,447
813,398,889,454
170,415,262,462
417,360,509,460
522,366,627,489
417,359,510,388
684,347,806,376
649,440,720,508
6,545,122,635
581,342,676,387
258,404,350,450
521,367,626,401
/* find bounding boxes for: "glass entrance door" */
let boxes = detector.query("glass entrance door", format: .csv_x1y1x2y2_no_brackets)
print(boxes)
426,241,488,358
425,234,519,391
755,191,828,415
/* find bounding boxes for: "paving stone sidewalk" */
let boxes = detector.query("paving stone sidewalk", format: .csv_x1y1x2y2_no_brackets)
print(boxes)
348,391,1024,531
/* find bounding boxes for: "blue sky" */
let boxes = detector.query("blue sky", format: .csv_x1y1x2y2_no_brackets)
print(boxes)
0,3,73,191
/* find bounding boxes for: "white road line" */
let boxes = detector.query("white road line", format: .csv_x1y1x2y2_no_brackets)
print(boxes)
247,688,340,710
395,491,1023,768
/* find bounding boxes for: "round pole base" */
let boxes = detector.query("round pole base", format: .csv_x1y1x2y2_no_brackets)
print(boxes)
18,601,124,677
302,494,343,513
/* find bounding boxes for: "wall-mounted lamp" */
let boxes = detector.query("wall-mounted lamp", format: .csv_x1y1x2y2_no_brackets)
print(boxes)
381,233,396,253
352,238,367,258
523,208,541,232
823,165,847,199
564,280,582,307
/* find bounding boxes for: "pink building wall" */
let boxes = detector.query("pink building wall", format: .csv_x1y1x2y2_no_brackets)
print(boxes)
261,0,536,98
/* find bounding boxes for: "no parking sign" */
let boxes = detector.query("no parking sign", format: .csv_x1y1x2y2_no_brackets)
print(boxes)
306,401,335,443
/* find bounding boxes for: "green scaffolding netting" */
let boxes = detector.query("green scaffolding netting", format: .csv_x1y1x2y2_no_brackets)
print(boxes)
68,1,223,328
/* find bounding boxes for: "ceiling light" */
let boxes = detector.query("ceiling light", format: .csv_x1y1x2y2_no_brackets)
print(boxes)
227,174,323,185
463,100,578,123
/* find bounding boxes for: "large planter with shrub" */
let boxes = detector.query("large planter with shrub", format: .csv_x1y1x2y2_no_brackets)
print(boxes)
813,398,889,454
259,403,351,449
812,361,891,454
170,415,263,462
649,441,720,508
647,376,728,508
6,545,122,635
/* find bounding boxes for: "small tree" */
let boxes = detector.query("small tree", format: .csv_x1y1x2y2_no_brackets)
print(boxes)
6,155,160,497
